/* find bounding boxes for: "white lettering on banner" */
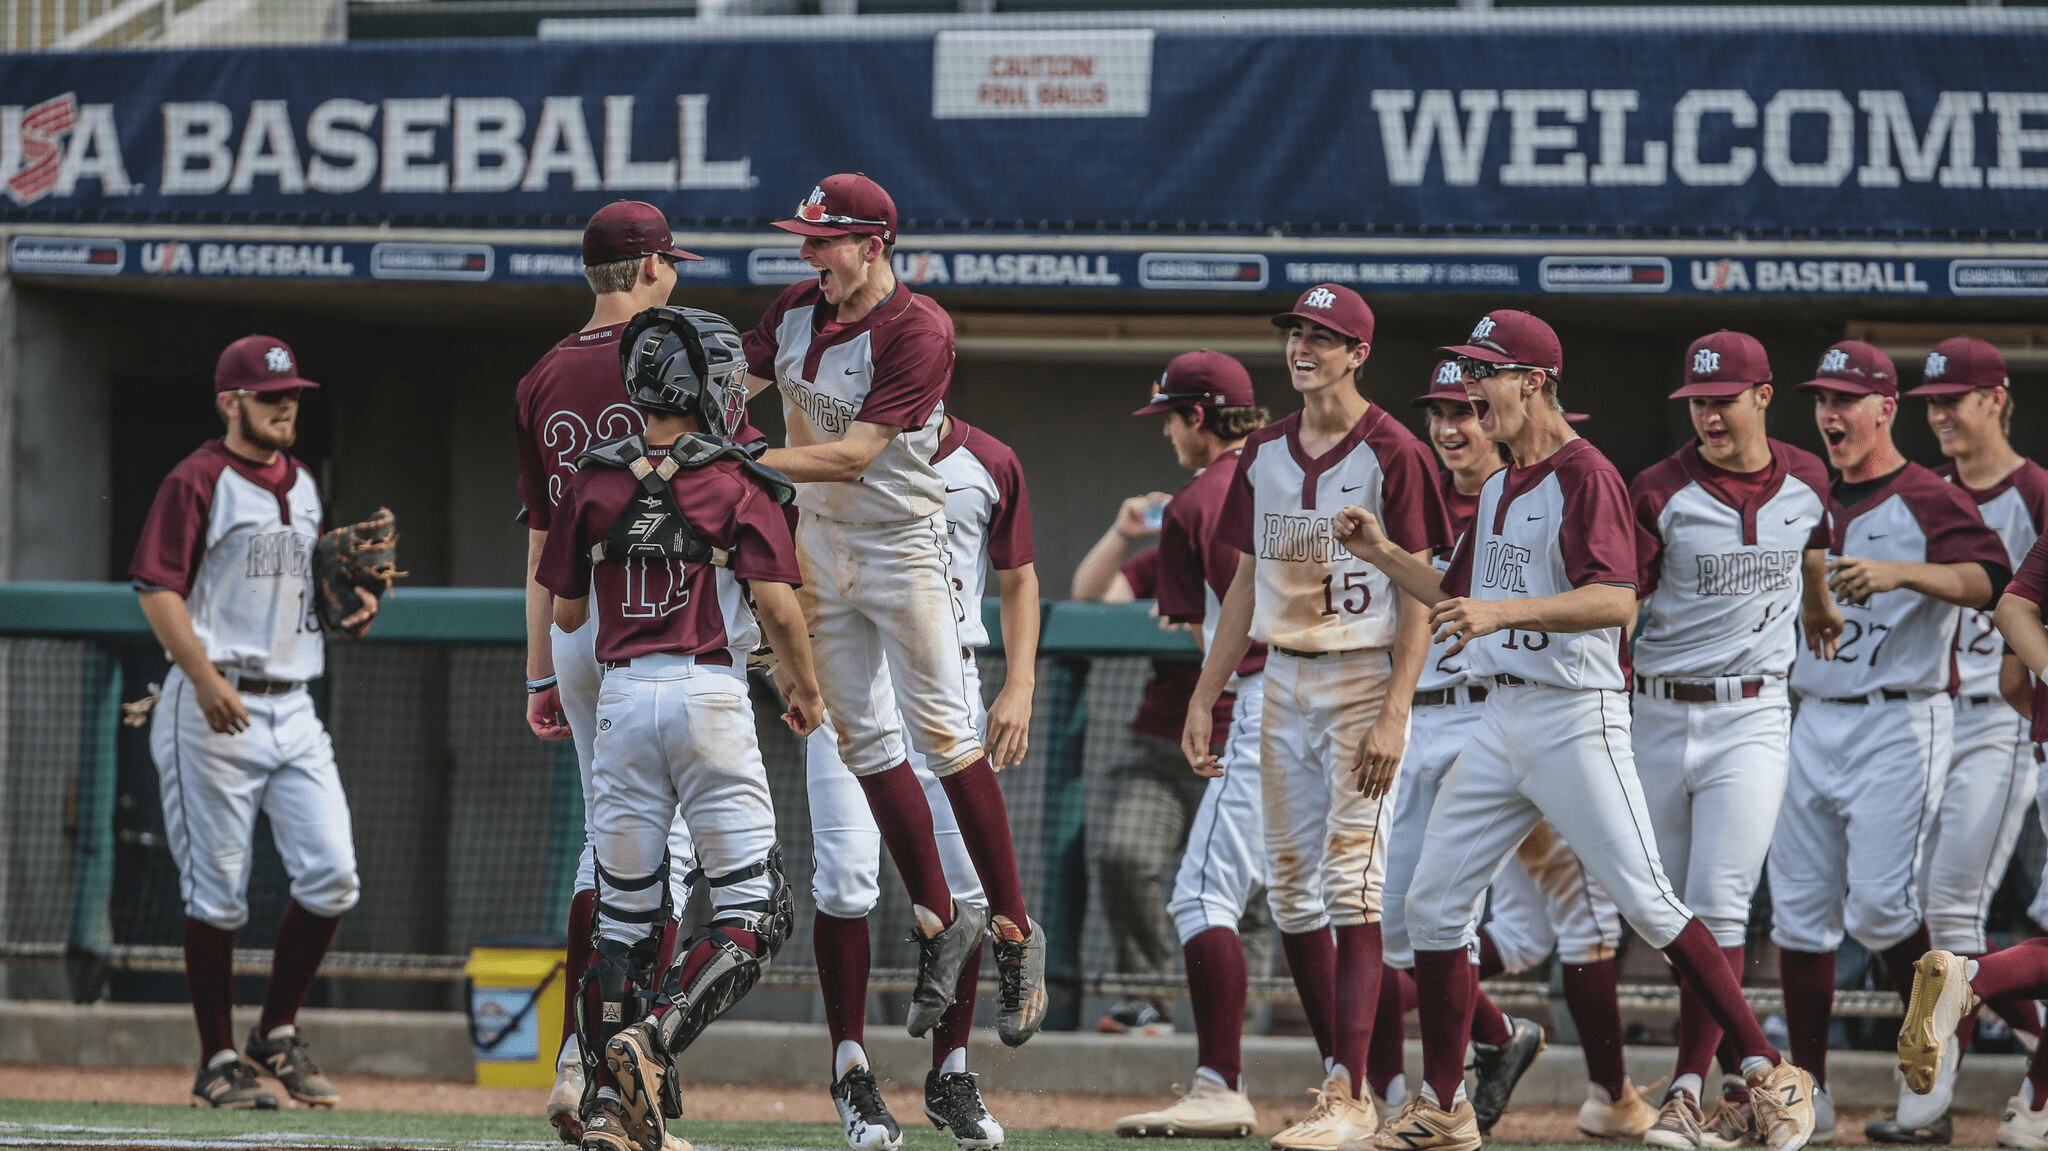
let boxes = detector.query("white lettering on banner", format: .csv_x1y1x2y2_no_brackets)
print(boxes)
509,251,582,277
1689,259,1928,294
1500,89,1587,186
1588,89,1667,185
1988,93,2048,188
932,30,1153,119
1858,91,1982,188
230,100,306,194
953,252,1121,286
1761,89,1856,187
187,243,354,277
1282,260,1519,286
453,97,526,193
1371,90,1498,186
893,250,952,285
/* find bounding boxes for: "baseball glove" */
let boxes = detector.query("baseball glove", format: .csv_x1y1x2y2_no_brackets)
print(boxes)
313,507,406,638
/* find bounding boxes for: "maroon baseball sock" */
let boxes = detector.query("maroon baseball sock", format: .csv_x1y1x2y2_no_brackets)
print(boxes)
1470,982,1512,1046
1666,919,1776,1063
1561,959,1627,1098
1675,946,1745,1083
814,912,870,1051
1969,937,2048,1001
933,943,983,1070
562,889,597,1043
1368,965,1411,1098
258,901,341,1035
1415,949,1478,1105
1777,946,1834,1085
1184,927,1248,1090
1335,923,1384,1099
1879,925,1932,1010
938,758,1030,930
1476,929,1506,981
858,764,954,925
184,917,237,1064
1280,929,1339,1062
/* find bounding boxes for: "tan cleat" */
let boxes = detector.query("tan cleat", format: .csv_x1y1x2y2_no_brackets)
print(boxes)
1371,1089,1481,1151
1643,1089,1706,1150
662,1132,696,1151
549,1057,586,1144
1580,1079,1662,1138
1698,1078,1756,1149
580,1097,635,1151
1272,1071,1377,1151
1746,1061,1818,1151
1899,950,1978,1097
1116,1076,1259,1138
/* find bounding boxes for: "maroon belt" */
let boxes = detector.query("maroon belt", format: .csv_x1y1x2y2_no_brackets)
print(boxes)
235,677,302,696
603,650,734,672
1634,675,1765,703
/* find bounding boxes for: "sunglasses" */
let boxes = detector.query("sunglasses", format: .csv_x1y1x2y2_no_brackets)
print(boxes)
795,200,887,229
234,389,301,405
1456,357,1546,382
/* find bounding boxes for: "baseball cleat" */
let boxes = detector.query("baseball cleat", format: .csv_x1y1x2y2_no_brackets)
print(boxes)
549,1052,586,1144
190,1056,278,1110
579,1096,635,1151
1998,1089,2048,1148
908,902,989,1039
1271,1069,1374,1151
244,1024,339,1107
606,1021,673,1151
1469,1014,1545,1133
991,914,1048,1048
661,1133,695,1151
1369,1087,1480,1151
1579,1078,1661,1137
1643,1088,1705,1150
1099,996,1175,1036
1864,1111,1953,1145
1899,951,1978,1096
1745,1060,1818,1151
1897,1042,1960,1131
926,1069,1005,1150
1697,1077,1756,1149
831,1064,902,1151
1114,1076,1258,1138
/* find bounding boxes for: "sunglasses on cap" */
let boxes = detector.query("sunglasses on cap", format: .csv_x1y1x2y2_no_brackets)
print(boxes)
1149,376,1227,409
231,388,301,405
794,200,889,229
1457,357,1547,382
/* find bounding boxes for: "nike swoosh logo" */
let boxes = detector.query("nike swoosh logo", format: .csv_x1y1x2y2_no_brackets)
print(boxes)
1785,515,1802,524
1867,533,1887,540
1526,514,1544,521
844,366,863,375
1341,484,1363,494
945,487,969,493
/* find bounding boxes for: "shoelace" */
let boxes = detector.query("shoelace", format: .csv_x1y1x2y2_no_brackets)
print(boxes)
844,1071,890,1123
993,938,1025,1011
931,1073,984,1125
910,930,943,998
280,1034,324,1075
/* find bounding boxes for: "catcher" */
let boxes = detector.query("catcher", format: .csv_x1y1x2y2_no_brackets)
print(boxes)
129,334,400,1110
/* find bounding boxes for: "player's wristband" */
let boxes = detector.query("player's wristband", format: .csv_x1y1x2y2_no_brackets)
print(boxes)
525,675,557,694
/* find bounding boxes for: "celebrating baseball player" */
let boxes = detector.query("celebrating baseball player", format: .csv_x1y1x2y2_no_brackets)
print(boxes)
536,306,819,1151
1113,351,1273,1139
805,410,1038,1151
130,335,379,1111
514,200,705,1144
1334,309,1818,1151
1185,284,1452,1151
1626,331,1836,1150
1767,339,2010,1144
742,173,1046,1046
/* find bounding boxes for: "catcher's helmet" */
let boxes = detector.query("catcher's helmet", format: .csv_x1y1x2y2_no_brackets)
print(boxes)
620,306,748,438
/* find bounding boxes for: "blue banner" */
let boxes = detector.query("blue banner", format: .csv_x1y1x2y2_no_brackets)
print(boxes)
0,22,2042,239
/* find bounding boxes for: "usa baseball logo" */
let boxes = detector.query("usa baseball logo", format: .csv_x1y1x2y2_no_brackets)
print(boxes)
1470,316,1497,342
1925,351,1949,378
1434,360,1463,389
265,346,293,374
1692,348,1721,375
1303,287,1337,309
1820,348,1851,373
6,93,77,207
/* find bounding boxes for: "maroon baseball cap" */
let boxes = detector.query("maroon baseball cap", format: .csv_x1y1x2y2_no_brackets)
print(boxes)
216,335,318,394
1438,310,1563,377
1671,330,1772,399
583,200,700,266
1411,359,1473,408
1133,349,1256,416
1799,339,1897,397
1905,336,2009,397
774,173,899,245
1272,284,1375,345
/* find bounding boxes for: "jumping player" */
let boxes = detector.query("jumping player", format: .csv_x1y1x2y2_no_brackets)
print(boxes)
1185,284,1452,1151
537,307,820,1151
1627,331,1837,1150
515,200,703,1143
806,410,1038,1151
1335,309,1818,1151
132,335,366,1111
742,173,1045,1045
1768,340,2010,1145
1113,351,1273,1138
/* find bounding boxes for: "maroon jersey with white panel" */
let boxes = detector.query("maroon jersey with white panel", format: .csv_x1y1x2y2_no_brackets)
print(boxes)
1220,407,1451,653
744,281,953,524
130,440,325,682
933,418,1033,649
1444,438,1637,691
1415,476,1484,694
1790,462,2011,699
1157,446,1267,678
2003,534,2048,743
514,323,644,532
1937,459,2048,697
534,447,802,665
1630,440,1830,678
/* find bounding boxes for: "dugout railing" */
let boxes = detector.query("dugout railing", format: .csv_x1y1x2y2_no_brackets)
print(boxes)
0,582,1982,1025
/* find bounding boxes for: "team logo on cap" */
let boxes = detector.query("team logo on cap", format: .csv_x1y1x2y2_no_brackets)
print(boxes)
1925,351,1949,379
1470,316,1497,341
795,185,829,220
1820,348,1852,374
265,346,292,374
1303,287,1337,309
1434,360,1463,388
1692,348,1721,376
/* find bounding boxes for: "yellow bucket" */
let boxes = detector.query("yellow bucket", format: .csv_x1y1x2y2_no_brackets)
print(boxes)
465,938,567,1087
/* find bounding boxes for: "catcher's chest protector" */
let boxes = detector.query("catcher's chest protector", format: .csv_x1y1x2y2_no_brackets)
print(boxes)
576,433,795,568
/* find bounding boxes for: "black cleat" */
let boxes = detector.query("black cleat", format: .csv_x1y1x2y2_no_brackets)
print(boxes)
244,1024,339,1107
1865,1112,1952,1145
1469,1015,1545,1134
907,902,989,1038
925,1070,1006,1150
190,1057,278,1110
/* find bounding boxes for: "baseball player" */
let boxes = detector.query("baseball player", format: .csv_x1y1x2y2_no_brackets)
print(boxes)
131,335,366,1111
537,306,819,1151
1767,340,2011,1145
1184,284,1453,1151
1113,351,1273,1138
742,173,1044,1046
806,411,1037,1151
1335,309,1818,1151
1626,331,1837,1150
514,200,704,1144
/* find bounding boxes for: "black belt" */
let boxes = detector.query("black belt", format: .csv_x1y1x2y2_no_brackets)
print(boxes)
1819,688,1911,705
604,650,734,671
1273,645,1363,660
235,676,302,696
1413,686,1488,707
1492,673,1533,688
1634,675,1766,703
1961,693,2001,708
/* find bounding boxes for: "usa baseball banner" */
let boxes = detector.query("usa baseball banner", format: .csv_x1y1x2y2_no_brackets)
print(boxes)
1,17,2044,238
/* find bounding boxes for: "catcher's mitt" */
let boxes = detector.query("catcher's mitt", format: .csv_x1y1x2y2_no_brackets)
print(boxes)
313,507,407,638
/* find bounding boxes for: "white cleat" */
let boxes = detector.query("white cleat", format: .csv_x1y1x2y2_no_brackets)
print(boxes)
548,1054,585,1144
2001,1087,2048,1149
1115,1075,1259,1138
1899,951,1979,1097
1895,1040,1960,1131
1580,1079,1662,1138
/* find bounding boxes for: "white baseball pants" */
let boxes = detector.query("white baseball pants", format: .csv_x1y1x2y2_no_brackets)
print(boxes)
1383,695,1481,969
1921,696,2033,953
1168,673,1269,944
1486,820,1624,971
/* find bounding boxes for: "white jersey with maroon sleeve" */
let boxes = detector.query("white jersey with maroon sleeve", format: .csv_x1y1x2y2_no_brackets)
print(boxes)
932,418,1034,650
1939,460,2048,697
1791,462,2012,699
1415,477,1484,694
1444,438,1637,691
1631,440,1830,679
129,440,325,682
1218,407,1452,654
743,281,952,525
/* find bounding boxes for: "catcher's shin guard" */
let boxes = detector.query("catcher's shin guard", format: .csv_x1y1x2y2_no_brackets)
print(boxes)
651,849,792,1065
573,855,672,1094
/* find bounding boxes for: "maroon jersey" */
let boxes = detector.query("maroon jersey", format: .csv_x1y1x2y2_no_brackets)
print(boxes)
1122,547,1235,745
2007,534,2048,742
534,446,801,665
1156,447,1266,679
515,324,642,534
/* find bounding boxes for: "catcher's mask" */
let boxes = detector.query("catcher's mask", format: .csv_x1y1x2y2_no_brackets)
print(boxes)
621,306,748,438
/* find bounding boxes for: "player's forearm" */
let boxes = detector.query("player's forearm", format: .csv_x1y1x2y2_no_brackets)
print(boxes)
524,530,556,679
744,371,775,400
758,424,895,484
1191,560,1256,706
1359,541,1450,610
1995,593,2048,680
1899,561,1996,610
753,583,822,699
553,596,589,633
1497,583,1638,635
1071,526,1134,601
137,590,220,684
1383,565,1433,711
1800,549,1832,616
996,565,1041,690
2000,653,2035,717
